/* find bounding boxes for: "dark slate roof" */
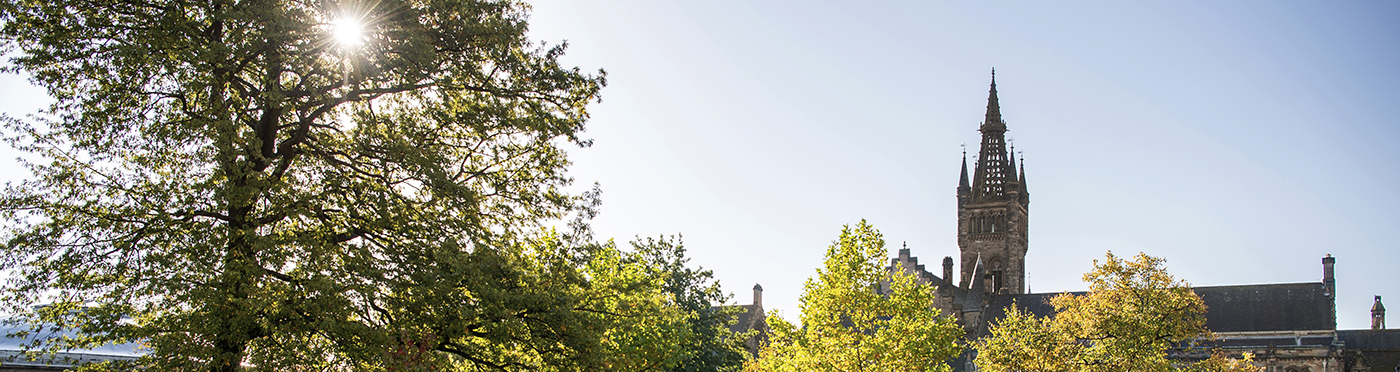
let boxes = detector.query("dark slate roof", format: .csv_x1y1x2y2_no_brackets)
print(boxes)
1339,330,1400,350
985,292,1073,318
724,305,760,334
976,282,1335,336
1194,283,1334,332
977,292,1082,337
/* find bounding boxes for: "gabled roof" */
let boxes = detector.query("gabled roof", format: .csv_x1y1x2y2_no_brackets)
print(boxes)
976,282,1336,337
1194,283,1334,332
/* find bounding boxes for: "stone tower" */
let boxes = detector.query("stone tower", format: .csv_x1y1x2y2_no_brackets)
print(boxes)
957,70,1030,295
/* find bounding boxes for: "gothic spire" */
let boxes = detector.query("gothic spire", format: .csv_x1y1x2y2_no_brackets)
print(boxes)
958,150,971,193
1018,156,1027,193
971,70,1013,201
1007,143,1019,184
982,68,1005,132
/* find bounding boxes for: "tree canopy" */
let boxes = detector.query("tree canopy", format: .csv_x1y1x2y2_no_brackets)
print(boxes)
745,220,963,372
628,236,752,372
973,252,1262,372
0,0,746,370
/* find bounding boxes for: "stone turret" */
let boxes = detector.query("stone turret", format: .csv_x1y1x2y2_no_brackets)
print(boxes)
1373,295,1386,330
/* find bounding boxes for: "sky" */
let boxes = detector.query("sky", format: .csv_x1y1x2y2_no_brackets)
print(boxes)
1,1,1397,330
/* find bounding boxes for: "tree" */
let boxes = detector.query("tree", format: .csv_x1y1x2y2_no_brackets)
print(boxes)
0,0,670,370
628,236,751,372
578,238,693,372
569,235,754,372
745,220,964,372
973,252,1263,372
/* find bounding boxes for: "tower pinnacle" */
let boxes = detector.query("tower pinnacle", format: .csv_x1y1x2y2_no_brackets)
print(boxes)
1007,143,1019,185
958,151,971,193
1019,156,1028,194
982,69,1005,132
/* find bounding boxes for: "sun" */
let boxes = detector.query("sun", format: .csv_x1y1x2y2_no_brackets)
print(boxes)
332,16,364,48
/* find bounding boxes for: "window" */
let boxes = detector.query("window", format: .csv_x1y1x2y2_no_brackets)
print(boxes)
991,270,1003,294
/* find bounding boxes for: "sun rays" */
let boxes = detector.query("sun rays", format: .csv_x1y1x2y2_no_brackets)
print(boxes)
331,16,365,48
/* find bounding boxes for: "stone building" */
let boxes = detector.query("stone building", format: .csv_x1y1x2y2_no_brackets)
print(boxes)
727,72,1397,371
880,72,1400,372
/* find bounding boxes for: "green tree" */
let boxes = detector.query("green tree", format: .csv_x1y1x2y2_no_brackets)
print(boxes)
973,252,1262,372
579,238,693,372
522,235,751,372
0,0,682,370
628,236,751,372
746,220,963,372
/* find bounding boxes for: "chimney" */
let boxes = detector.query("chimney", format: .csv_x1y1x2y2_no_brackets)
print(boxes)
1323,254,1336,297
753,284,763,307
1374,295,1387,330
943,256,954,283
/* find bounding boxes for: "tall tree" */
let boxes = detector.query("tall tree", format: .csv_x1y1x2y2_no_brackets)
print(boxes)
577,238,692,372
0,0,639,370
746,220,964,372
629,236,751,372
973,252,1262,372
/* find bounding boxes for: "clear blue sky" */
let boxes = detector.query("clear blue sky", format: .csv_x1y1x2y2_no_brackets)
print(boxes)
1,1,1396,330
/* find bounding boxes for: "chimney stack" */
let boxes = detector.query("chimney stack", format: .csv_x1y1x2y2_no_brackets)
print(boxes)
943,256,955,283
1322,254,1335,297
1374,295,1387,330
753,284,763,307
